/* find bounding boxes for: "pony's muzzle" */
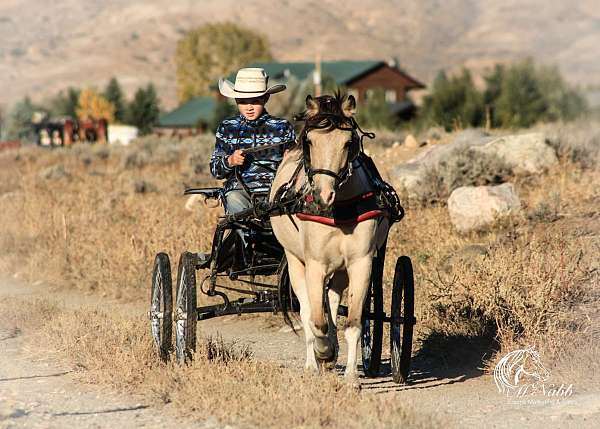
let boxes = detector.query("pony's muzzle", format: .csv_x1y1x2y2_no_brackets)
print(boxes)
319,189,336,206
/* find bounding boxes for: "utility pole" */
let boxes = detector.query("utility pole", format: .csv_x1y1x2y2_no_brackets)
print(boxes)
313,52,322,97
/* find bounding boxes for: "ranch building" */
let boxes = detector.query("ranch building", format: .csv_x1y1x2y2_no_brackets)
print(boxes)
156,60,425,136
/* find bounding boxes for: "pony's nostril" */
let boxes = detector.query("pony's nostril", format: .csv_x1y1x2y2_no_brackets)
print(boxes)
320,190,335,206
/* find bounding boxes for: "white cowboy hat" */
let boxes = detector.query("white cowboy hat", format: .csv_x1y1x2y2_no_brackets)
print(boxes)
218,67,286,99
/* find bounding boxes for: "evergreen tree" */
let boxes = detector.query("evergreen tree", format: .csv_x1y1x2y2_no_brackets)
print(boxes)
494,59,546,128
208,99,238,131
4,96,38,142
46,87,80,118
421,69,484,130
127,84,160,135
536,65,587,122
356,88,397,130
104,77,126,122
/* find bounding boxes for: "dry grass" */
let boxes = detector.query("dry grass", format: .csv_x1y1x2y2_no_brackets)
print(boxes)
0,123,599,409
0,297,431,428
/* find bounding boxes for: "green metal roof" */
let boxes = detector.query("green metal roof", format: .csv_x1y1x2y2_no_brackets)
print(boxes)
158,96,216,128
228,61,383,85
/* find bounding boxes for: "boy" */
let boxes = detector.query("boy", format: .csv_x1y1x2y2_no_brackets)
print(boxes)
210,68,296,214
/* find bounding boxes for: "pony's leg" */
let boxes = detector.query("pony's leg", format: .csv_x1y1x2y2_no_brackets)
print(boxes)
305,260,333,362
344,256,373,384
286,252,318,371
326,271,348,366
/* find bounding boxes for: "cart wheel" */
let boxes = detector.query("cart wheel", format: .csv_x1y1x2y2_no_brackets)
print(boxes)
175,252,197,365
390,256,415,384
361,244,386,377
150,253,173,362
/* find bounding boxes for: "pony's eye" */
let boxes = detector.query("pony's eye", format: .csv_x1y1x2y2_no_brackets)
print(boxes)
344,140,353,147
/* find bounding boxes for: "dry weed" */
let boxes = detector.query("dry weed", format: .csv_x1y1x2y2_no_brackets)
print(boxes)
0,297,433,428
0,123,598,398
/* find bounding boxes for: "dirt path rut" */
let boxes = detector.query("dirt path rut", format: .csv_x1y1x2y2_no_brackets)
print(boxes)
1,278,599,428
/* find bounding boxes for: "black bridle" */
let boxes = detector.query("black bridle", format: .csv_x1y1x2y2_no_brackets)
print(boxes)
297,112,375,189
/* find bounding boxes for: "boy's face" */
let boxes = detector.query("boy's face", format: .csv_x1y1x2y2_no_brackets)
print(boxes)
236,95,269,121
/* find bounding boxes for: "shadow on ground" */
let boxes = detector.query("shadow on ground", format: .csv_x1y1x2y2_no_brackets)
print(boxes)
361,331,498,393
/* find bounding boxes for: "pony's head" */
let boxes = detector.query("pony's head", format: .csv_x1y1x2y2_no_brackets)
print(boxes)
297,93,360,207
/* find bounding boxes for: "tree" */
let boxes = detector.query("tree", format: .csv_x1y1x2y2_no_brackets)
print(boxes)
421,69,484,130
536,65,587,122
266,75,312,120
356,88,397,130
208,99,238,131
76,88,115,122
4,96,38,142
103,77,126,122
45,87,80,118
127,83,160,135
494,60,547,128
175,22,272,103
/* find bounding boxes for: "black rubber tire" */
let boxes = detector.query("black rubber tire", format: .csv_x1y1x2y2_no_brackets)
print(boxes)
361,245,386,377
150,253,173,363
390,255,415,384
175,252,197,365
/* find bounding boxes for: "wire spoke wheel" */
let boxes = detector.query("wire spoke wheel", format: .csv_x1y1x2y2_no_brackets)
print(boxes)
361,244,386,377
175,252,197,365
150,253,173,363
390,256,415,384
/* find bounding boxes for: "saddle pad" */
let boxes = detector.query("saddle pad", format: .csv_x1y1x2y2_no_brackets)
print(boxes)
296,192,387,226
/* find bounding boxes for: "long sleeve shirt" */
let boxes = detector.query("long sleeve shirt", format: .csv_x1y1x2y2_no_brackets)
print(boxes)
210,111,296,192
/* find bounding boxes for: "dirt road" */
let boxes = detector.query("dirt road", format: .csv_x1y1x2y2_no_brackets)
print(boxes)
1,278,599,428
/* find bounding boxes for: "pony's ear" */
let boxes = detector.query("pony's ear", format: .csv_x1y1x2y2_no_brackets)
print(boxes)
305,95,319,118
342,94,356,117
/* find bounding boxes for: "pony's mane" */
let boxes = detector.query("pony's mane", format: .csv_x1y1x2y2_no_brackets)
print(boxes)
291,91,354,152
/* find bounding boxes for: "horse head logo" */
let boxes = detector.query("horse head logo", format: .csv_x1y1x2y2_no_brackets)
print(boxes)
493,346,550,395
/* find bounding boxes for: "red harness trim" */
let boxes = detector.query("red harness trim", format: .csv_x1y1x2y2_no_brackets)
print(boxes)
296,209,384,226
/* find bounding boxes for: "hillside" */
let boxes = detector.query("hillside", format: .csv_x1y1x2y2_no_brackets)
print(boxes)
0,0,599,109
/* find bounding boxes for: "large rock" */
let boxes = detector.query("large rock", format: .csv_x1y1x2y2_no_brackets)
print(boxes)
448,183,521,232
392,129,495,197
473,132,557,174
391,130,556,198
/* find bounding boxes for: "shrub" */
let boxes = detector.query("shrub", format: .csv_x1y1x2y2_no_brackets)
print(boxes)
127,84,160,135
420,69,484,131
356,88,397,130
417,147,513,204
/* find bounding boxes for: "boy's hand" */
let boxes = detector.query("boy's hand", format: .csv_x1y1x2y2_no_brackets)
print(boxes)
227,149,245,167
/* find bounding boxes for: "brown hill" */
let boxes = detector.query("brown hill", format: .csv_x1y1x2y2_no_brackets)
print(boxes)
0,0,598,110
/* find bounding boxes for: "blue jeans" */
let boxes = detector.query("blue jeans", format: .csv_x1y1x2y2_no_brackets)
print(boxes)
224,189,252,214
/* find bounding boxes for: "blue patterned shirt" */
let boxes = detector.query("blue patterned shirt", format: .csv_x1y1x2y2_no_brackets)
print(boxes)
210,112,296,192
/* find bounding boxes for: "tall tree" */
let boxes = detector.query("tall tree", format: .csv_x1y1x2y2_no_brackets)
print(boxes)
4,96,38,142
127,83,160,135
356,88,397,130
494,59,546,128
175,22,272,103
76,88,115,122
421,69,484,130
45,87,80,118
104,77,126,122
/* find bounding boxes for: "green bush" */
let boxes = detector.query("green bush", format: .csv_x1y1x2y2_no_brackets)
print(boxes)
356,87,397,130
486,59,587,128
420,69,484,131
126,84,160,135
418,60,587,130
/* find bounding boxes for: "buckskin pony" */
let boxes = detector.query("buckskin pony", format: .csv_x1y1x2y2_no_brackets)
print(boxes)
269,93,390,386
